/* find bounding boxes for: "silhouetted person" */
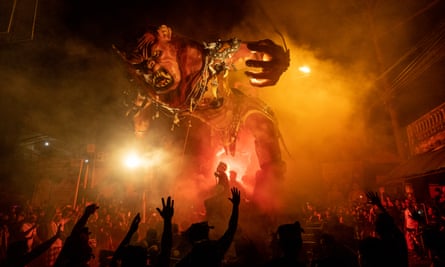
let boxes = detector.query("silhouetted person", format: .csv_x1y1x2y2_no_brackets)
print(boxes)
54,203,99,267
215,161,230,193
366,192,408,267
176,187,240,267
1,224,62,267
263,221,306,267
110,196,174,267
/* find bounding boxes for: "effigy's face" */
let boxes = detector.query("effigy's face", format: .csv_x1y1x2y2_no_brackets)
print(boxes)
142,25,181,94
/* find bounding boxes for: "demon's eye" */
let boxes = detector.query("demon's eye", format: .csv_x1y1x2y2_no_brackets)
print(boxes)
152,50,161,58
147,60,155,69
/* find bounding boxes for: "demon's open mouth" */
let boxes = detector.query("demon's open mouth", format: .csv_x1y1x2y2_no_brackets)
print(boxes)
144,68,174,93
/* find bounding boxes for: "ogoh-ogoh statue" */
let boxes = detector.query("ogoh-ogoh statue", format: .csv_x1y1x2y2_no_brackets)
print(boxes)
114,25,290,212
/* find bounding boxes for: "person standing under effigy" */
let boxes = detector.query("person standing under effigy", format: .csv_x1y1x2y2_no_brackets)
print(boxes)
214,161,230,193
228,170,246,195
205,162,232,236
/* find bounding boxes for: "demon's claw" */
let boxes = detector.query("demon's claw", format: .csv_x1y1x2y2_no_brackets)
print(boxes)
245,39,290,87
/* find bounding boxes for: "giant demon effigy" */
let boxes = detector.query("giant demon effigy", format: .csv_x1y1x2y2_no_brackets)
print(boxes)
114,25,289,211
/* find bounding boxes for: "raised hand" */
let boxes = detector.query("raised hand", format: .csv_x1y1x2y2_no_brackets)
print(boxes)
84,203,99,216
229,187,241,206
129,213,141,233
157,196,174,220
245,39,290,87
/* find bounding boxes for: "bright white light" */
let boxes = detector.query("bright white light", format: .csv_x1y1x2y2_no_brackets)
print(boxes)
249,78,268,85
44,141,50,146
298,66,311,74
216,148,225,157
124,153,142,169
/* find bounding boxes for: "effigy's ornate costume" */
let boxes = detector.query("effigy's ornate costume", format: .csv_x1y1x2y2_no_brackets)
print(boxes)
114,25,289,211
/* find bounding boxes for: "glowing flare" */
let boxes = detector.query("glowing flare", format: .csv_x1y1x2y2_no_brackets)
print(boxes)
298,65,311,74
124,153,141,169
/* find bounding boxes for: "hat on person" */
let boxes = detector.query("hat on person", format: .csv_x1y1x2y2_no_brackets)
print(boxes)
276,221,304,248
277,221,304,235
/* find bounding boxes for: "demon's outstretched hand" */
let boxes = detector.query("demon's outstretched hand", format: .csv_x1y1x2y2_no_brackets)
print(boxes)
244,39,290,87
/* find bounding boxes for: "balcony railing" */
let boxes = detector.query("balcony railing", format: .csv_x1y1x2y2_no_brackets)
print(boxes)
407,102,445,155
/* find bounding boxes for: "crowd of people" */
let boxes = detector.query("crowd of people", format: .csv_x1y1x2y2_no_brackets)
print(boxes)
1,167,445,267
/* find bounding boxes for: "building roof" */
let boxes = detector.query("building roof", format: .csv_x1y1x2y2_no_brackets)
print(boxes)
380,146,445,184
